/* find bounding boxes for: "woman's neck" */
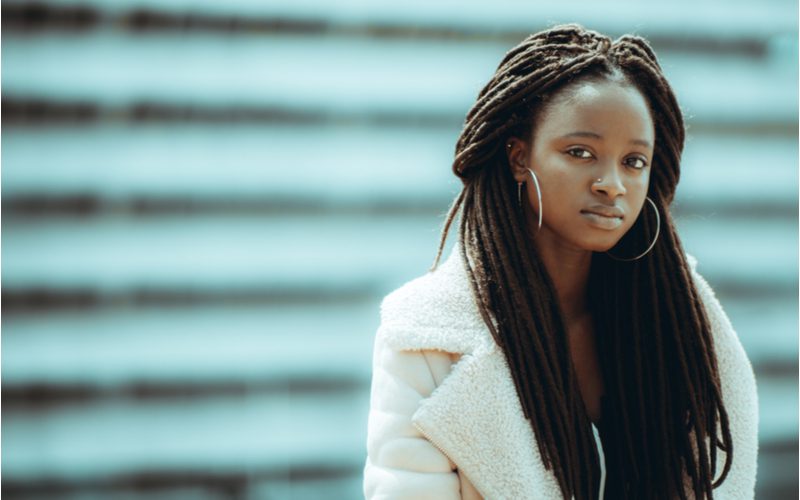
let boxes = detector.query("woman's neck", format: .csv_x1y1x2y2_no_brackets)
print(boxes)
533,230,592,324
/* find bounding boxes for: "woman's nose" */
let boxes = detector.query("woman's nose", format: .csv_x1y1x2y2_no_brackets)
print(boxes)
591,168,626,198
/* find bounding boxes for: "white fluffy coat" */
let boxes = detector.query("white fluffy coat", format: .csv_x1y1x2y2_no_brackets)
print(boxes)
363,240,758,499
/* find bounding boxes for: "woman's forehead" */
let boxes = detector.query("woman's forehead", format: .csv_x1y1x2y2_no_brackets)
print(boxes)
536,81,655,145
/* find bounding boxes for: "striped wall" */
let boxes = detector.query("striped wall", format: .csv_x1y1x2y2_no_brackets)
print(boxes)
2,1,797,498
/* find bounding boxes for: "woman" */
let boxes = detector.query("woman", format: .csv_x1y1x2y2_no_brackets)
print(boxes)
363,23,758,500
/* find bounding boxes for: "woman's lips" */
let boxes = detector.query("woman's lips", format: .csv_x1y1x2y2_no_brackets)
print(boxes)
581,210,623,230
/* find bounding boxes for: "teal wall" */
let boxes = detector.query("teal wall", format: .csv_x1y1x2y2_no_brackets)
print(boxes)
2,1,797,498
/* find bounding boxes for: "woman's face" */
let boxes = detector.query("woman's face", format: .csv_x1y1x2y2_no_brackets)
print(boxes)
508,79,656,253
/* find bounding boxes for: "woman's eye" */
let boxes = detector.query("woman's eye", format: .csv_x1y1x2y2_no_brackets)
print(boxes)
566,148,648,169
567,148,593,159
627,157,648,169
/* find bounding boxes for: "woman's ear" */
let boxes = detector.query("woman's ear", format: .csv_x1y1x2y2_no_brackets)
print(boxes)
505,137,530,183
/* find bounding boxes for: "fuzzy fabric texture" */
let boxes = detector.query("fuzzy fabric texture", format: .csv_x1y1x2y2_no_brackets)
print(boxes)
363,240,758,499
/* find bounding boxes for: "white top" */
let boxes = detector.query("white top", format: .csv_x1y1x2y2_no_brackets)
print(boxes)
592,422,607,500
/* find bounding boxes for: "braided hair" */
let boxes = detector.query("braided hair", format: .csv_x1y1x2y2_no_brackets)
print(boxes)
430,23,733,500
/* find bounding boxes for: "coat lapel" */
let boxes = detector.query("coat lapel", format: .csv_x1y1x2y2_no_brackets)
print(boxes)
379,241,563,499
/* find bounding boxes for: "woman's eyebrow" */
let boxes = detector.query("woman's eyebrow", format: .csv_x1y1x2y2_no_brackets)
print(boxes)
559,131,652,148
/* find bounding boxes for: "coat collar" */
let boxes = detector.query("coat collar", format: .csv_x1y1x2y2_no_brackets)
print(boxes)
378,240,564,498
377,239,491,354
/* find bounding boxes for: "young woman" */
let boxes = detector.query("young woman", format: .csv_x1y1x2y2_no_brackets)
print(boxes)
363,23,758,500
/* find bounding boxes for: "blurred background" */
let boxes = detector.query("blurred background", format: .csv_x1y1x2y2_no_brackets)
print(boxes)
1,1,797,499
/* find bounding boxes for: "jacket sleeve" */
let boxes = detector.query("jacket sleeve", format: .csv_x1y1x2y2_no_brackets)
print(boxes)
363,327,461,499
686,254,759,499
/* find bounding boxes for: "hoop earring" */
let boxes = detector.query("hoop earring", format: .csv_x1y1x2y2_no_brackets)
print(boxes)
605,196,661,261
517,168,542,232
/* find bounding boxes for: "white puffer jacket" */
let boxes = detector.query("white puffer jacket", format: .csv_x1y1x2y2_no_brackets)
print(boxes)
362,240,759,499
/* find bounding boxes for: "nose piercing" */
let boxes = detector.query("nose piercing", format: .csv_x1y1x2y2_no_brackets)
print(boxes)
596,178,603,183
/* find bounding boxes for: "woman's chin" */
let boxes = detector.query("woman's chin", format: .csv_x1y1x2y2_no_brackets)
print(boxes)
582,237,623,253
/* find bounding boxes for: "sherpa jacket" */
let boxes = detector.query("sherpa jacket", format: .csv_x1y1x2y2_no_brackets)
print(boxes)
362,239,759,500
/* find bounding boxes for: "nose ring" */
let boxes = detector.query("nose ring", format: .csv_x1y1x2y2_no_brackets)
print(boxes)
595,178,603,183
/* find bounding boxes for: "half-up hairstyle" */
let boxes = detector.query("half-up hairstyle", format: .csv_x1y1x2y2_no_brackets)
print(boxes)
430,23,733,500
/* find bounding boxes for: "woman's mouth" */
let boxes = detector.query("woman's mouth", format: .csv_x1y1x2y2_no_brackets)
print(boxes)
580,210,623,230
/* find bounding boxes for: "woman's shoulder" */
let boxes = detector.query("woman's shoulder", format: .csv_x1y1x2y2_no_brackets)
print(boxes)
685,252,739,344
684,252,735,339
684,251,757,393
376,244,490,354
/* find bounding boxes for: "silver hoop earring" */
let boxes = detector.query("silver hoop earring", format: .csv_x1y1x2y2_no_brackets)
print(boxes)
605,196,660,261
519,168,542,232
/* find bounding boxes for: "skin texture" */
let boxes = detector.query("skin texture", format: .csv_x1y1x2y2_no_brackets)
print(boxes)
505,78,656,423
505,78,655,322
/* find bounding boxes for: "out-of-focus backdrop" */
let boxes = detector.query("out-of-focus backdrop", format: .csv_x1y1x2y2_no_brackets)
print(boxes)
1,1,797,499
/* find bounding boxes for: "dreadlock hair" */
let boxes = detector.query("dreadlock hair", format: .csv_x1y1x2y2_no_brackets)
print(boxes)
429,23,733,500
